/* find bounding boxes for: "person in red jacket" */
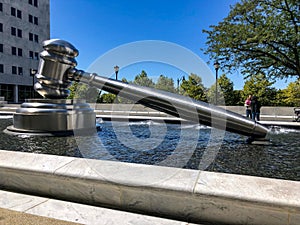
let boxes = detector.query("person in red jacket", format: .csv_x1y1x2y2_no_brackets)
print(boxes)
244,95,252,119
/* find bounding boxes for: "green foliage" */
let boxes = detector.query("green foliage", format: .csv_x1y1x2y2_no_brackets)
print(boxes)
219,74,238,105
281,80,300,106
67,70,300,106
67,82,78,99
272,89,287,106
203,0,300,80
207,74,236,105
121,77,128,83
242,74,277,106
133,70,155,87
155,75,176,93
68,82,99,103
99,93,117,103
232,90,244,105
180,73,207,101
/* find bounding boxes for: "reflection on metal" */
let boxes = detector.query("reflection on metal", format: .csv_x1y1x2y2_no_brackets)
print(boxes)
6,99,97,136
31,39,268,138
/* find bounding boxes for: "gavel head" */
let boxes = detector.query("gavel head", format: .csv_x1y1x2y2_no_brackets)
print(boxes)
34,39,79,99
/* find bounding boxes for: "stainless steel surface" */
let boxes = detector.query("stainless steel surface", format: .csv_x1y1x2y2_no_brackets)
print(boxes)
35,39,78,99
6,99,96,136
81,73,268,138
34,39,268,138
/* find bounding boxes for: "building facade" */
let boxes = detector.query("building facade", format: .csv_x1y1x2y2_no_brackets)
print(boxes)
0,0,50,103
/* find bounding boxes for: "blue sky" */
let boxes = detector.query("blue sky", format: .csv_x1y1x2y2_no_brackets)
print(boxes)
50,0,292,90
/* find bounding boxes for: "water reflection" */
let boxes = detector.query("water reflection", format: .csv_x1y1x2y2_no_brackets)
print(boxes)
0,117,299,181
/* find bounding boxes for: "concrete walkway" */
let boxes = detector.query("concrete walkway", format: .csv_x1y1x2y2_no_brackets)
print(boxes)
0,207,79,225
0,190,197,225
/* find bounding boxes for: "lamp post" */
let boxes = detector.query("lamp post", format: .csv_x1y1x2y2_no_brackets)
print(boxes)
114,65,119,103
114,65,119,80
30,69,37,98
177,76,185,93
214,61,220,105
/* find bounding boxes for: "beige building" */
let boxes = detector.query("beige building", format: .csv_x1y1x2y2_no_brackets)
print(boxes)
0,0,50,103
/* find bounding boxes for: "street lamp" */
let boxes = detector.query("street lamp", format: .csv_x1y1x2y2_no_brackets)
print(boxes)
114,65,119,103
30,68,37,98
177,76,185,93
114,65,119,80
214,61,220,105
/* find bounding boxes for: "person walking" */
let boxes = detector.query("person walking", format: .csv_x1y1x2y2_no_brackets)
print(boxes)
250,96,261,121
244,95,252,119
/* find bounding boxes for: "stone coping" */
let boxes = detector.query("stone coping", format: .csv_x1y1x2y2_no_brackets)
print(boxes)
0,150,299,224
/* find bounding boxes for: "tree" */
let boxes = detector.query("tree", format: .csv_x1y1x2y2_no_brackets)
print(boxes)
242,73,277,106
203,0,300,80
155,75,176,93
99,93,117,103
133,70,155,87
281,79,300,106
121,77,129,83
68,82,99,103
180,73,207,101
207,74,236,105
68,82,78,100
233,89,244,105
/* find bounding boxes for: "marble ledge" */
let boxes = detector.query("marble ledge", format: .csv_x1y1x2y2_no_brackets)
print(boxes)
0,150,299,225
1,150,300,207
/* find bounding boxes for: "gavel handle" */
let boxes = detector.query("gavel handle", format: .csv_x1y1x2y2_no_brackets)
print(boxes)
75,70,268,138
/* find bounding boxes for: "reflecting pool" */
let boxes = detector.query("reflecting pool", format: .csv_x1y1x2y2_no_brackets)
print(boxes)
0,116,299,181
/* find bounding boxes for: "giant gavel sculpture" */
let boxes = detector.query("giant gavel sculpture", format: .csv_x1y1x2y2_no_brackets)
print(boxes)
6,39,268,138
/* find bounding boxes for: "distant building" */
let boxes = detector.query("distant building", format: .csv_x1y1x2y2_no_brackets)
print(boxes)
0,0,50,103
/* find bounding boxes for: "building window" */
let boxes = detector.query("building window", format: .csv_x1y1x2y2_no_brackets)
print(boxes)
11,7,22,19
0,23,2,32
11,27,22,38
29,14,33,23
18,48,22,57
29,33,38,42
18,67,23,75
34,52,39,60
34,34,38,43
12,47,23,56
11,7,16,16
28,15,38,25
29,32,33,41
11,47,16,55
17,29,22,38
17,9,22,19
11,27,16,36
0,44,3,53
29,0,38,7
12,66,17,74
0,3,3,12
0,64,3,73
29,51,34,59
